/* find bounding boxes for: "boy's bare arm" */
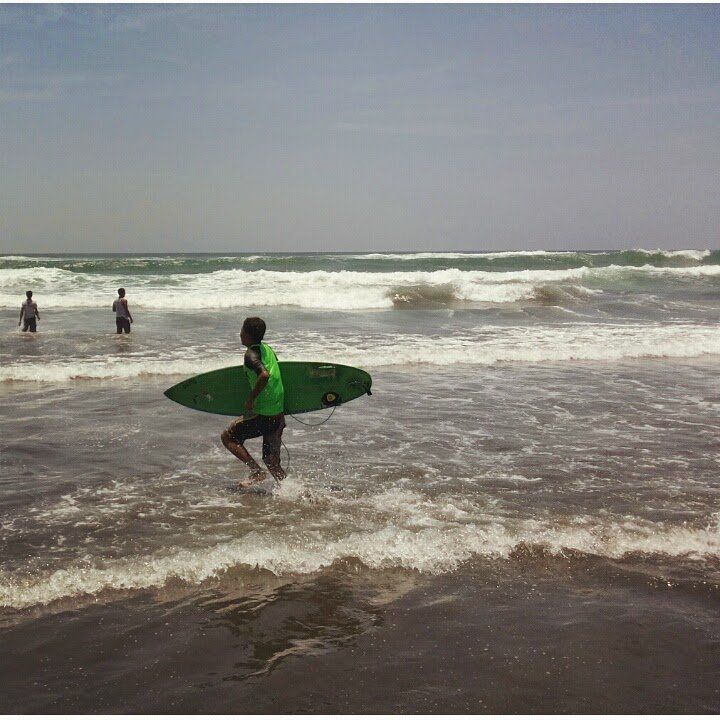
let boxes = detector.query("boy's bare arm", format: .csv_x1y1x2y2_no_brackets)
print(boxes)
123,298,133,322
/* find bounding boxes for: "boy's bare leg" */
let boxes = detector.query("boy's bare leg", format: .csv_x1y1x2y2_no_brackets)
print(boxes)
264,455,286,482
221,430,267,485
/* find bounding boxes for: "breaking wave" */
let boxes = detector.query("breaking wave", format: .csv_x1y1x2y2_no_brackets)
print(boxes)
1,512,717,609
1,261,720,311
1,248,714,275
531,284,599,305
1,323,719,383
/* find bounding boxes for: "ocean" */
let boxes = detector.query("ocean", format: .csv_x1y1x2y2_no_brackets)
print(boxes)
1,249,719,712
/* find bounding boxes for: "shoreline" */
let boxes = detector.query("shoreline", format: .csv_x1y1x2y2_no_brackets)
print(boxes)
2,557,719,713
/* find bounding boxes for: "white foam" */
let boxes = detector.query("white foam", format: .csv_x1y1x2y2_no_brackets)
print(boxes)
2,322,719,382
1,262,718,311
0,255,64,262
0,356,228,383
0,267,543,310
633,248,711,261
1,513,717,609
631,262,720,277
351,250,581,260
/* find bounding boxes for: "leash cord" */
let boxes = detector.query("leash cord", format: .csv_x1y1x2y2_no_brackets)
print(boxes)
279,379,371,475
279,406,336,476
289,405,337,427
280,438,290,475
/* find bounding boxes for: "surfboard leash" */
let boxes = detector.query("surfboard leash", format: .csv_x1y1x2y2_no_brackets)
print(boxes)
279,406,336,476
289,379,369,427
281,438,290,476
280,379,370,475
288,405,337,427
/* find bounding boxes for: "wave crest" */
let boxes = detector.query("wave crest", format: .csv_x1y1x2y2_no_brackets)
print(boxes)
1,262,719,311
1,323,719,383
531,284,597,305
1,514,717,609
390,283,462,308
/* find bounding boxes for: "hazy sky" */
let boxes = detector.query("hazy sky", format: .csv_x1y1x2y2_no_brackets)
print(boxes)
1,4,719,253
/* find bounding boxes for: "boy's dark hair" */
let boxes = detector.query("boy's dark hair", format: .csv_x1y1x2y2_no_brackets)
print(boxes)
242,317,266,343
118,288,125,297
26,290,32,299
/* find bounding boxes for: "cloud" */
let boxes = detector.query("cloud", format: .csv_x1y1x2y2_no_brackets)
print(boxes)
335,120,475,138
619,86,720,108
0,72,92,103
0,4,66,26
0,87,55,102
0,54,22,67
107,13,150,33
333,102,588,140
31,4,66,25
106,6,209,34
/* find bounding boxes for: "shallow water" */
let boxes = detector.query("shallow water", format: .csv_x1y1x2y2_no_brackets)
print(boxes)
1,250,719,711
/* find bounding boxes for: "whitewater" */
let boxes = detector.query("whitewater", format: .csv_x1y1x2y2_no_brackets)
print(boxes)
1,249,719,613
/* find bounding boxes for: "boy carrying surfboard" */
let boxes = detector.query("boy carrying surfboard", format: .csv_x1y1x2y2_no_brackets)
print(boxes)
221,317,287,488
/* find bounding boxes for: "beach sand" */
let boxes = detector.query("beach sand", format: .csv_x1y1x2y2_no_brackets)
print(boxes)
2,556,719,713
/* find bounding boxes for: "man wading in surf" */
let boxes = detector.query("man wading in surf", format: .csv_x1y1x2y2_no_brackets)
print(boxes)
18,290,40,332
112,288,133,334
221,316,287,488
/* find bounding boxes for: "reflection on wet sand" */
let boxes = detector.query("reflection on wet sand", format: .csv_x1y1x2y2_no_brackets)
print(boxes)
199,566,420,680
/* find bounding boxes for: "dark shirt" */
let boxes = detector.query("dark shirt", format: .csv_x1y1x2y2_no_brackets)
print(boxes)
244,346,266,375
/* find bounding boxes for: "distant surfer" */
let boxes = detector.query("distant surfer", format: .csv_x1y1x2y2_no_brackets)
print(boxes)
221,317,287,487
18,290,40,332
112,288,133,334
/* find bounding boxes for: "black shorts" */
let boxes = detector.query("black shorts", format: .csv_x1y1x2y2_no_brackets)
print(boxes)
226,413,285,461
116,318,131,334
22,318,36,333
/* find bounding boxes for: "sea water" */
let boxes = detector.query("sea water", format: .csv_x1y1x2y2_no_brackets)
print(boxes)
1,250,719,711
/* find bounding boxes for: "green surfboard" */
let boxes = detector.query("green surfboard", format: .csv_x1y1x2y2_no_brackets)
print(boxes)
164,361,372,416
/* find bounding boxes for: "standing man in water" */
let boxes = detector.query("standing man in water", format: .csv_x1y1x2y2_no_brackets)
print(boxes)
221,316,287,488
112,288,133,334
18,290,40,332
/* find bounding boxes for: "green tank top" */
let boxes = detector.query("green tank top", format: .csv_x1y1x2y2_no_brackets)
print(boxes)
243,342,284,416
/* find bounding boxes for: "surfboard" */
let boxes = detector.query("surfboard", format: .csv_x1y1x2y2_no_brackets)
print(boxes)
163,361,372,416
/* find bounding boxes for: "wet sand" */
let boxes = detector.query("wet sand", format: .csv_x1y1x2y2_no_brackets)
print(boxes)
2,555,719,713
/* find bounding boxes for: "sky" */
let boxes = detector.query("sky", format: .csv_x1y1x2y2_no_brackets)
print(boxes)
0,3,719,253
